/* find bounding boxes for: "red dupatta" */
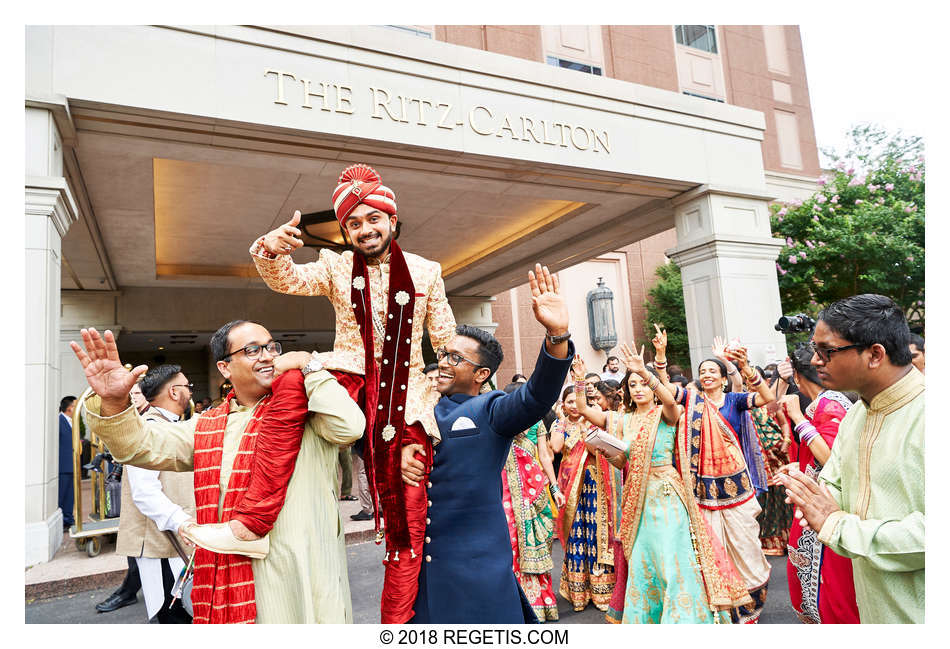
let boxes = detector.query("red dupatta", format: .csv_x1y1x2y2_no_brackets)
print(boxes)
190,391,271,624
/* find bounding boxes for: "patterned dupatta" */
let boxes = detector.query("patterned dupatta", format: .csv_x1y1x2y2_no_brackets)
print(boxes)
349,239,416,549
555,417,623,565
191,391,271,624
613,407,662,561
504,434,555,575
679,389,762,510
672,407,754,612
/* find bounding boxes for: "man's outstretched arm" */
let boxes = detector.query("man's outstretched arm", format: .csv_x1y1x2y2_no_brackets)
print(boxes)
488,263,572,436
250,210,335,297
71,328,197,471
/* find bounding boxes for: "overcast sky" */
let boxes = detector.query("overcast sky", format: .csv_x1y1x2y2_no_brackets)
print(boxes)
800,21,929,165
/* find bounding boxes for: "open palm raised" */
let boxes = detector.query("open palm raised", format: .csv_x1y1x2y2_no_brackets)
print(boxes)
70,328,148,406
528,263,568,334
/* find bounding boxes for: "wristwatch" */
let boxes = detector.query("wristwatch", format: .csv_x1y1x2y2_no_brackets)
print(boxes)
301,355,325,377
545,331,572,345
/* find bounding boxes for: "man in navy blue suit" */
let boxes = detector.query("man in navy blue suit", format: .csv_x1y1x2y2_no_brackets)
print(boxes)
58,396,77,530
402,264,573,623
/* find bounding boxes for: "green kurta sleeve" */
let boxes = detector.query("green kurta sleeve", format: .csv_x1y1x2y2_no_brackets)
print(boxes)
304,369,366,445
818,509,925,573
82,396,197,472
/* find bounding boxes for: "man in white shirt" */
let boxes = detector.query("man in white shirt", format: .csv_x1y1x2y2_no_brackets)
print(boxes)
116,364,197,623
600,355,625,383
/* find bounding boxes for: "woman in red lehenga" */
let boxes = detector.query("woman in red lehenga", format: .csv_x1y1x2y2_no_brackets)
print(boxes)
771,347,860,624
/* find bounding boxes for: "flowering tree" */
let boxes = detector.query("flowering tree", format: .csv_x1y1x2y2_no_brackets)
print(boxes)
770,125,924,330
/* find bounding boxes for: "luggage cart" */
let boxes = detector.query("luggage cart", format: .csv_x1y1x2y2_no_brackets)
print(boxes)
68,388,120,557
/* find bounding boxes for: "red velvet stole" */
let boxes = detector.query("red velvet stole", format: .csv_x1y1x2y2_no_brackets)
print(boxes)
191,391,271,624
350,239,416,549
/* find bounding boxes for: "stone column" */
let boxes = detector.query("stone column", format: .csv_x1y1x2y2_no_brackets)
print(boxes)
447,296,497,335
25,106,79,566
666,186,787,374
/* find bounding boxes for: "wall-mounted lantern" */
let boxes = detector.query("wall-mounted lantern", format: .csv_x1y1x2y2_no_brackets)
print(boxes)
586,277,617,351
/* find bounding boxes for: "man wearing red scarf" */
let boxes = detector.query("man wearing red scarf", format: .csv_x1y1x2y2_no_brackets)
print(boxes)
71,323,365,623
187,164,456,623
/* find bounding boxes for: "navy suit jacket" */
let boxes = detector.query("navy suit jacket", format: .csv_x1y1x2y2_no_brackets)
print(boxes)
411,341,574,624
58,413,74,475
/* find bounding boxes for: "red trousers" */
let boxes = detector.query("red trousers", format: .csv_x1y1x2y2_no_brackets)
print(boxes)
232,368,430,624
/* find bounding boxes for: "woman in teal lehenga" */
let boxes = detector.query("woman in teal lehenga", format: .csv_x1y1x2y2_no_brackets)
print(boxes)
573,336,750,623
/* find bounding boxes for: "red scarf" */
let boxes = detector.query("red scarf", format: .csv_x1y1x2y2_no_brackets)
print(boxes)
350,239,416,549
190,391,271,624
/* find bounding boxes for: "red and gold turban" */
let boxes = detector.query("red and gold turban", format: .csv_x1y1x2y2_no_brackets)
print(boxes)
331,163,397,225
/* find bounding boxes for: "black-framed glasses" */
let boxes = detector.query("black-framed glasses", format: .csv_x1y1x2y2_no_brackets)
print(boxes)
808,341,865,363
222,341,282,362
171,383,194,392
436,346,484,369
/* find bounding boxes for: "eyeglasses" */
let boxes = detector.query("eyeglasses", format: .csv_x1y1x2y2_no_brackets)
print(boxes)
221,341,282,361
171,383,194,392
808,341,865,363
436,346,484,368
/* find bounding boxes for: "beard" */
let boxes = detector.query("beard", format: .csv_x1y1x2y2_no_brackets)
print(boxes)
354,225,394,258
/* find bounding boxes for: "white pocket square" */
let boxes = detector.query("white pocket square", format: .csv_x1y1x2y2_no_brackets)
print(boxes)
451,416,477,431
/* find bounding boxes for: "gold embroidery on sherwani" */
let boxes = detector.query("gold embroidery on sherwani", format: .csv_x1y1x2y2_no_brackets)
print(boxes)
251,245,456,443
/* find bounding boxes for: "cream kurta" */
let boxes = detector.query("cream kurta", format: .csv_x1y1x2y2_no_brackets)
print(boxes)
251,242,456,442
83,370,365,624
818,368,925,623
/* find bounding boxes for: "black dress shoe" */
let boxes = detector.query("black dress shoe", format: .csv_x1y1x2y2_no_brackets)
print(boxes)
350,510,373,521
95,591,138,613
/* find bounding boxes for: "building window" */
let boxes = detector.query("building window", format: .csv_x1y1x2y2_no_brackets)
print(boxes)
546,56,602,76
383,25,433,39
675,25,717,54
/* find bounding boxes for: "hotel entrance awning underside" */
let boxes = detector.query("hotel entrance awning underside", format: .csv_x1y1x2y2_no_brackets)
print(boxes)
41,24,771,308
62,103,695,300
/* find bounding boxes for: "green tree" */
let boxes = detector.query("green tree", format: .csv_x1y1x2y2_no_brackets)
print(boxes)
643,261,690,370
771,124,924,331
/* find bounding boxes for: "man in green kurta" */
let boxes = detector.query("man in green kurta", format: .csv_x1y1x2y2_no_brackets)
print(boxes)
70,322,365,623
777,294,924,623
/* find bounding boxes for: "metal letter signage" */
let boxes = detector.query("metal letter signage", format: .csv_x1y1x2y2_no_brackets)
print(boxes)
264,68,611,154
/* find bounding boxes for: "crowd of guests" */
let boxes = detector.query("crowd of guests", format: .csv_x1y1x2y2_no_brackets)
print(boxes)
497,293,924,624
60,292,924,624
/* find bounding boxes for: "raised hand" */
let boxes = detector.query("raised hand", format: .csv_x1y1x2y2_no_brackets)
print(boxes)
777,357,794,381
69,328,148,412
651,324,667,355
618,341,647,375
711,335,728,361
725,345,750,370
261,210,304,256
528,263,569,337
571,354,588,381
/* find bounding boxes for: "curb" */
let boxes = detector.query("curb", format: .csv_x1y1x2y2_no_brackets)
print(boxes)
26,569,126,602
27,527,378,602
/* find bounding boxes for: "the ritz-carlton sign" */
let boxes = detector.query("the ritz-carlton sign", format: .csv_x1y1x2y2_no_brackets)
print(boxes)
264,69,611,154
